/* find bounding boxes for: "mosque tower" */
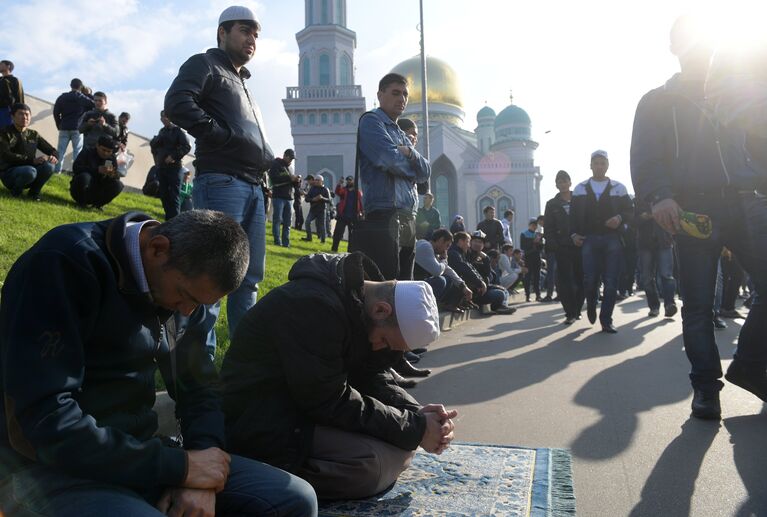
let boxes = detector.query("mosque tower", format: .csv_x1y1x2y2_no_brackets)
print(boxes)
282,0,366,185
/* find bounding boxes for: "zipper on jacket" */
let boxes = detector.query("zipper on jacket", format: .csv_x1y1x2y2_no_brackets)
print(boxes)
672,107,680,159
716,140,732,186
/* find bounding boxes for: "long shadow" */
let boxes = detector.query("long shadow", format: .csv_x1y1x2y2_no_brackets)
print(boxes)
570,336,691,460
628,419,720,517
417,324,645,404
723,414,767,516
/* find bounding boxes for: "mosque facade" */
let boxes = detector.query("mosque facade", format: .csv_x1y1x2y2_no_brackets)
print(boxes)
284,0,542,239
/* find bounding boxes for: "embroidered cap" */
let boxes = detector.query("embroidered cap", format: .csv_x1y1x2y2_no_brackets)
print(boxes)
591,149,609,160
219,5,260,25
395,281,440,349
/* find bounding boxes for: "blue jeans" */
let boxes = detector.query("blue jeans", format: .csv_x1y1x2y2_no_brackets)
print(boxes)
56,130,83,172
676,191,767,392
0,454,317,516
304,209,326,241
1,162,55,196
638,247,676,310
193,173,266,354
582,233,624,326
0,107,10,127
272,197,292,246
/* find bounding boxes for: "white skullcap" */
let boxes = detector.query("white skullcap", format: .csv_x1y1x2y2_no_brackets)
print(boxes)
219,5,259,25
591,149,609,160
394,281,440,349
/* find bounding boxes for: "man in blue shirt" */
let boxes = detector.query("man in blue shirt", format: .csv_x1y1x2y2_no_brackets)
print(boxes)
351,73,431,280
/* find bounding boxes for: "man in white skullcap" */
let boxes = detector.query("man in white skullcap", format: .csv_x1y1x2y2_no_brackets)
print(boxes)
165,5,274,358
221,252,458,500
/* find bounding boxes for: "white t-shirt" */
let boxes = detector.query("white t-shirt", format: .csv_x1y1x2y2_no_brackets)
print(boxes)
589,179,609,200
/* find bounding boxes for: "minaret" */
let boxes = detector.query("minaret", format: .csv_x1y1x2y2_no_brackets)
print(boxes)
282,0,366,184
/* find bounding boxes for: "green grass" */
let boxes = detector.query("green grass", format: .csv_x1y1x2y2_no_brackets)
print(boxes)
0,174,347,367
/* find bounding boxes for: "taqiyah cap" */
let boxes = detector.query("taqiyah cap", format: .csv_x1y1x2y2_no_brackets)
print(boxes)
471,230,486,240
219,5,259,25
394,281,440,349
591,149,609,160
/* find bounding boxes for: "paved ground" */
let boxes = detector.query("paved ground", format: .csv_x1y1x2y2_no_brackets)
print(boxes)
410,294,764,517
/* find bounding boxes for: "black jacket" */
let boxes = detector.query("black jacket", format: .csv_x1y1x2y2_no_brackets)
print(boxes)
0,125,57,171
72,146,122,180
220,252,425,472
631,74,765,204
476,218,504,250
0,75,23,108
268,157,293,200
78,109,119,148
165,48,274,183
543,193,574,253
570,178,633,237
53,90,94,131
635,201,673,250
447,243,484,292
0,213,223,489
416,207,441,239
150,125,191,167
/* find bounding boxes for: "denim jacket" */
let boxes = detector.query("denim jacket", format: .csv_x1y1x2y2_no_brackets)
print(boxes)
358,109,430,215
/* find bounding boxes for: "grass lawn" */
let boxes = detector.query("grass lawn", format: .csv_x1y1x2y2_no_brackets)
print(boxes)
0,174,346,367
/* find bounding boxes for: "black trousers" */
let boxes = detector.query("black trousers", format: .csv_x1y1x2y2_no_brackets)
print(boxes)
349,209,416,280
332,216,354,251
157,165,185,220
555,247,585,319
293,201,304,229
523,254,541,298
721,254,745,311
70,173,123,208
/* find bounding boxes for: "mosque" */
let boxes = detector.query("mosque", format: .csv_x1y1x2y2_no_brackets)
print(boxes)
283,0,542,238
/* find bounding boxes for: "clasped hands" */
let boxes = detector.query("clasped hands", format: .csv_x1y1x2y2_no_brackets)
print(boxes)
156,447,230,517
419,404,459,454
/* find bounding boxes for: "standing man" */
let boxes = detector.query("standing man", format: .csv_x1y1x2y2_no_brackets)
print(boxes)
165,5,274,346
631,16,767,419
268,149,298,247
53,78,94,173
635,200,677,318
331,175,362,252
292,174,305,230
352,73,431,280
117,112,131,151
0,210,317,516
301,175,330,242
519,218,543,302
476,205,504,251
0,103,57,200
78,91,119,150
150,110,192,220
501,209,515,247
0,60,24,128
571,150,633,333
416,192,442,239
544,170,584,324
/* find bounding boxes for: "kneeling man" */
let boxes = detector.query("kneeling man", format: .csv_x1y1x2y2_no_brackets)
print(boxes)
221,252,458,500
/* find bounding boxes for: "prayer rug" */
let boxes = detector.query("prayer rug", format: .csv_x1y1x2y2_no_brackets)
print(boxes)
319,442,576,516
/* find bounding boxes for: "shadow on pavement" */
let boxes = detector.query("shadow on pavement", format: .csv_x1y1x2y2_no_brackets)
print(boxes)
723,413,767,516
628,419,720,517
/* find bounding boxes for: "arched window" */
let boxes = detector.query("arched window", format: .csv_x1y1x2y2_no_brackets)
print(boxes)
320,113,328,125
296,114,304,125
339,54,351,85
319,54,330,86
301,57,310,86
333,112,340,124
498,196,514,216
344,112,352,124
321,0,329,24
320,170,334,188
478,196,494,221
308,113,316,125
435,176,450,224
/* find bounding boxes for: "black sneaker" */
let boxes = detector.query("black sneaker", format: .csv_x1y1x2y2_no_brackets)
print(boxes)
601,323,618,334
664,304,678,318
691,389,721,420
713,316,727,330
725,361,767,402
648,308,660,318
494,306,516,315
564,316,576,325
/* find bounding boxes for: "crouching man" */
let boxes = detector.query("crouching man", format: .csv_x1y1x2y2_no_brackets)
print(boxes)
70,135,124,209
221,252,458,500
0,210,317,516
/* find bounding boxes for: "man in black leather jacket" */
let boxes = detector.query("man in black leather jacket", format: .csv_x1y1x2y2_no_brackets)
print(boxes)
165,5,275,354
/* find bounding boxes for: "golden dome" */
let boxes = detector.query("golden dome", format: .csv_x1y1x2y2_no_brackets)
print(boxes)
389,55,463,109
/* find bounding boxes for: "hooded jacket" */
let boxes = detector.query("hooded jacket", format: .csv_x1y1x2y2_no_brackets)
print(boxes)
0,213,222,489
220,252,425,473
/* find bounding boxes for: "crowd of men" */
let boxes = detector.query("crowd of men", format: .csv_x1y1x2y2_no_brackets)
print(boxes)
0,6,766,517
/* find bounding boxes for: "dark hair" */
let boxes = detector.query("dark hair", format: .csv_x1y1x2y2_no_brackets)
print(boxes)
501,244,514,253
284,148,295,158
536,215,545,222
1,60,14,72
11,103,30,115
152,209,249,293
431,228,453,242
483,205,495,214
504,209,514,218
512,248,522,254
217,19,260,46
378,72,408,92
97,135,116,148
555,169,571,182
397,118,416,132
453,231,471,243
119,112,130,120
94,91,107,100
487,249,500,260
70,78,83,89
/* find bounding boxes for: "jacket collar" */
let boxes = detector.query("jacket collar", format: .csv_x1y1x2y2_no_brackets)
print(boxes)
207,47,252,79
104,211,155,297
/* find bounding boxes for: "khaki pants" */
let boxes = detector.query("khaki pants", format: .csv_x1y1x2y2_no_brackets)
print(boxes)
296,426,416,500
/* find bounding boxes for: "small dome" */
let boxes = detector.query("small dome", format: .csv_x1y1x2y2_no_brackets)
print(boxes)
477,105,496,123
390,55,463,108
494,104,531,129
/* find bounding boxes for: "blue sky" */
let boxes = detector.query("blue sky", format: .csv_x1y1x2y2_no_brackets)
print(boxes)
3,0,760,201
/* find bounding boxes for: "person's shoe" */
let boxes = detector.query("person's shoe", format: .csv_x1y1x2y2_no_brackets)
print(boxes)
462,301,480,310
282,243,290,248
525,296,530,302
564,316,576,325
442,305,464,314
744,294,755,309
389,368,417,388
616,292,627,301
664,303,678,318
27,191,41,201
725,360,767,402
411,347,428,355
587,302,597,324
320,239,326,243
404,351,421,363
720,309,744,319
300,237,312,242
535,295,542,302
713,316,728,330
541,296,553,302
494,306,516,315
552,296,560,302
648,308,660,318
331,248,339,252
601,324,618,334
10,188,22,197
393,359,431,378
576,314,582,320
690,389,721,420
